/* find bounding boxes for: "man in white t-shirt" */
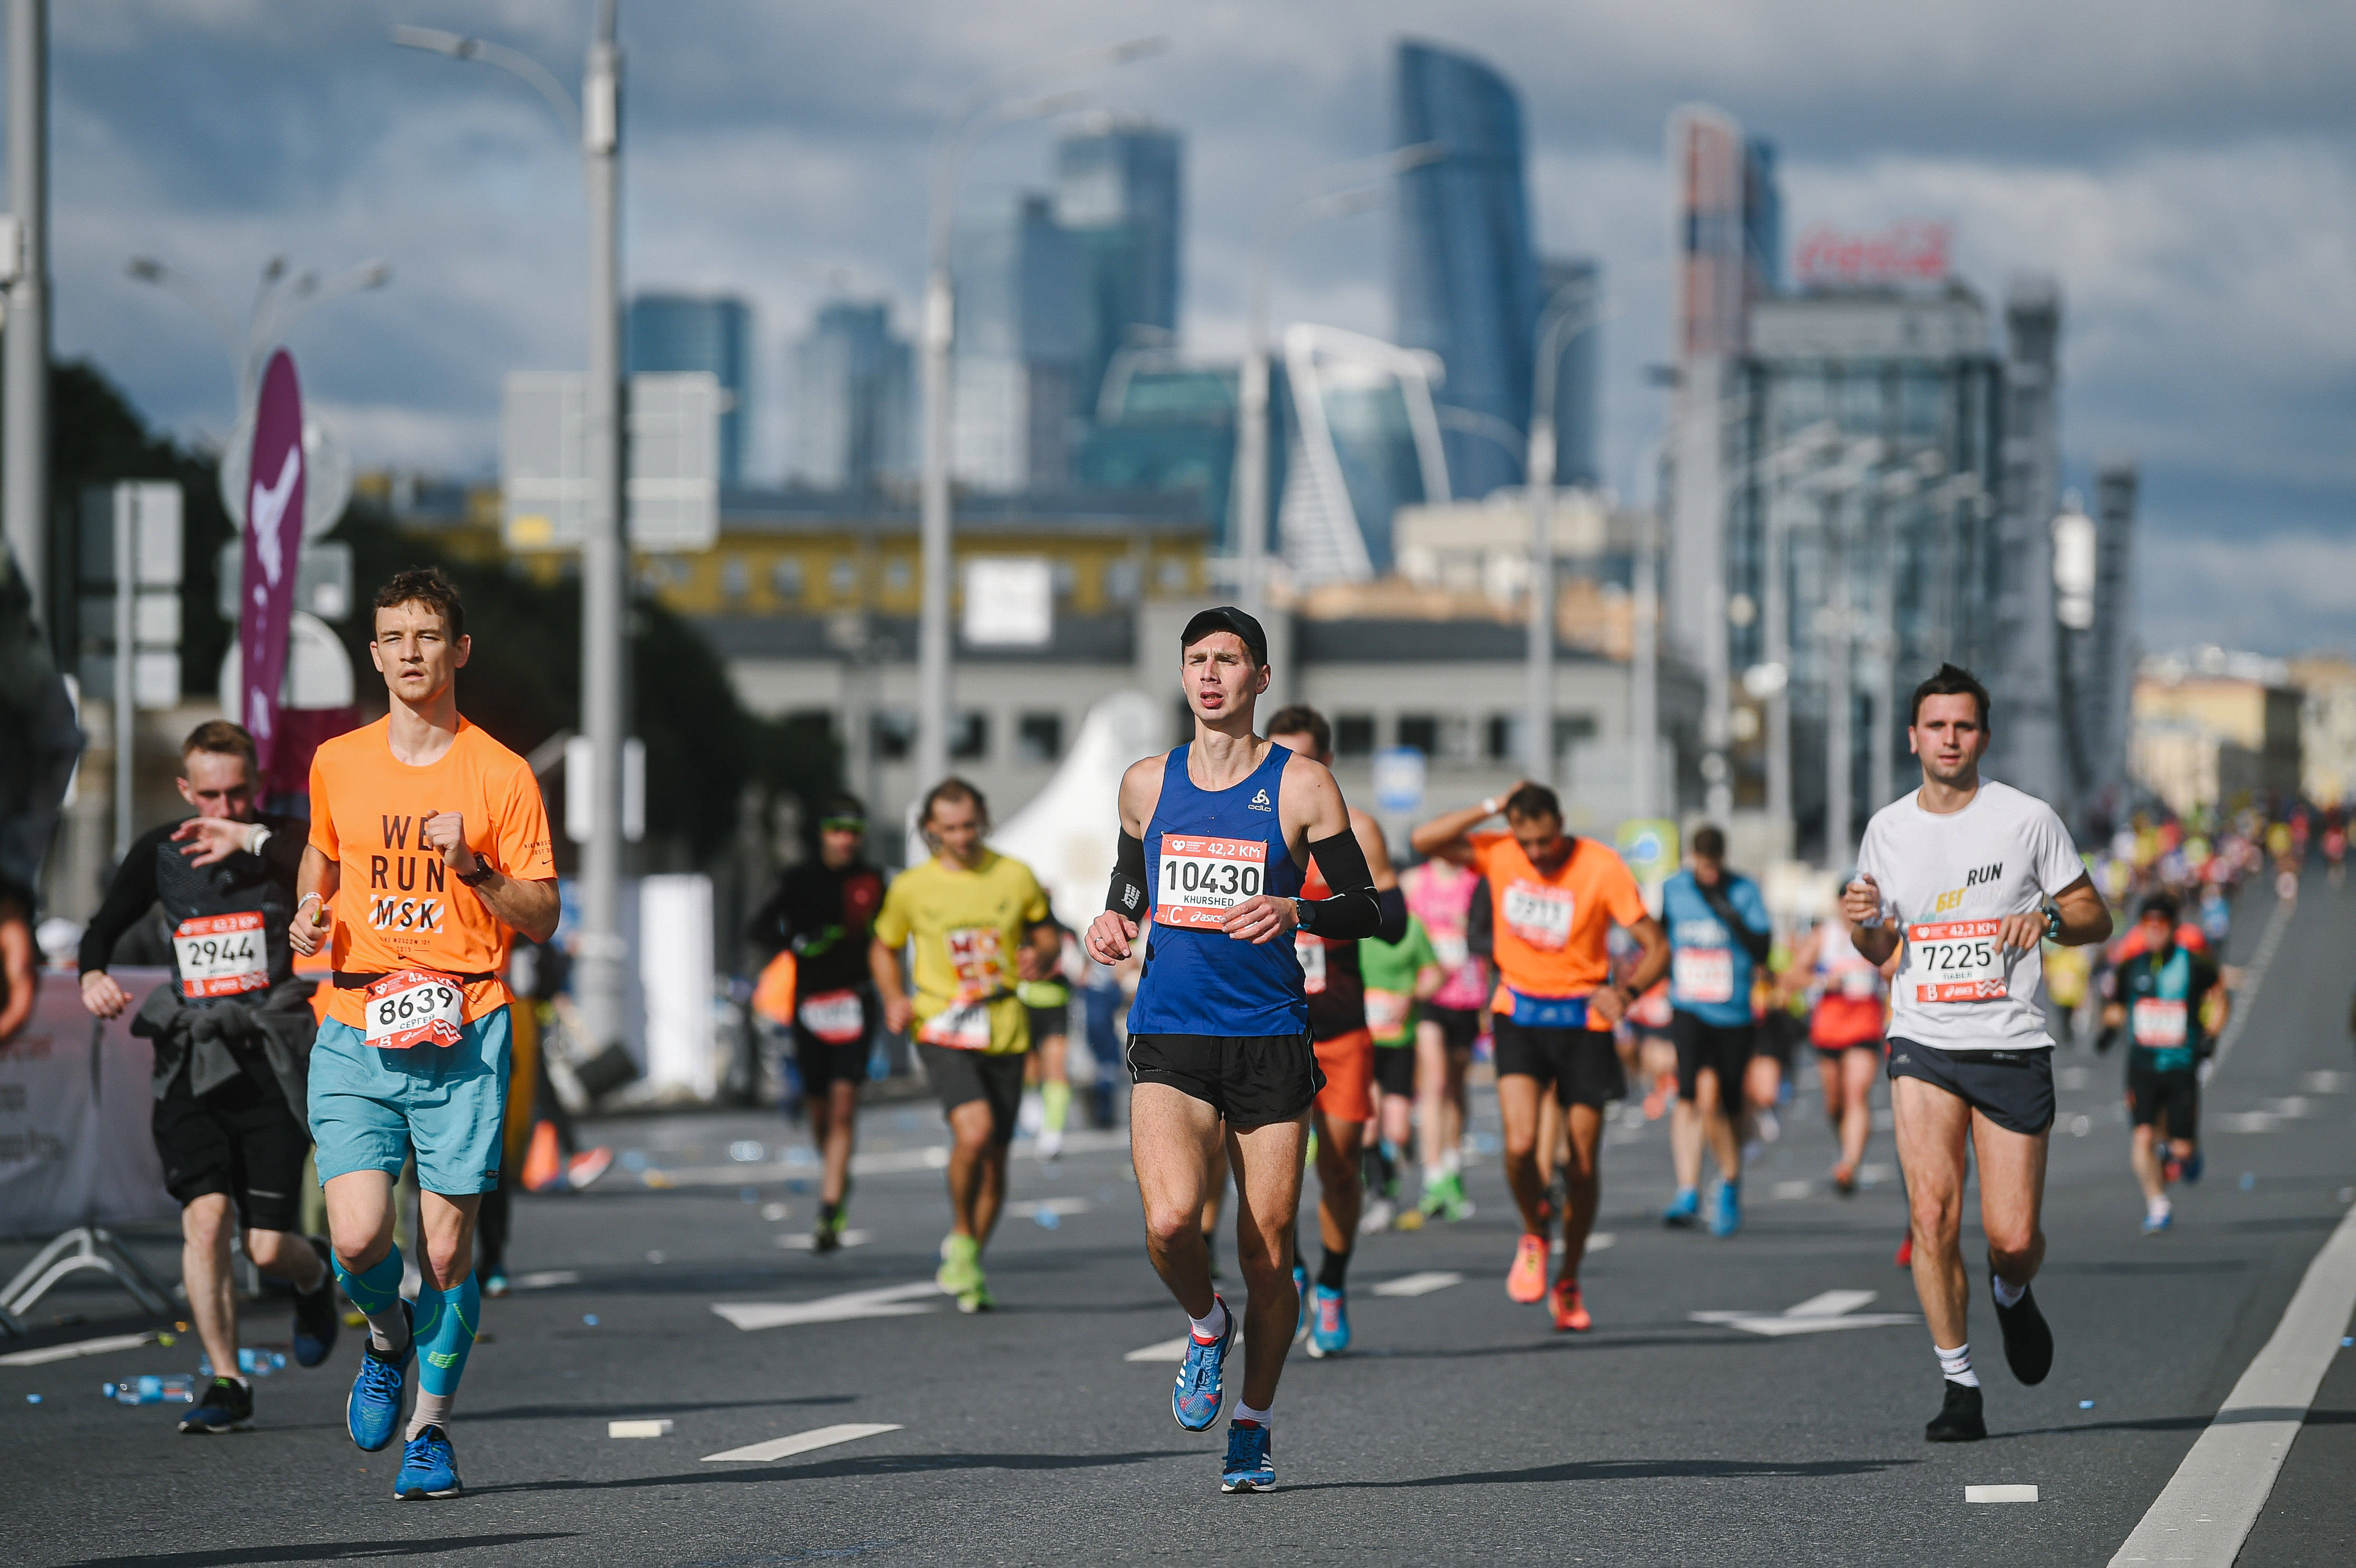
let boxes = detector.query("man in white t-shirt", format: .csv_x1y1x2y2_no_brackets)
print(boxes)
1844,664,2111,1443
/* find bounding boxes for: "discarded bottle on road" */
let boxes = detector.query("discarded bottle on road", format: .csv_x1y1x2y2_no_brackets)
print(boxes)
101,1374,196,1405
196,1348,286,1378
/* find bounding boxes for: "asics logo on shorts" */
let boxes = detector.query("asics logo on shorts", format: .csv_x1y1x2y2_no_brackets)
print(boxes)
368,895,447,933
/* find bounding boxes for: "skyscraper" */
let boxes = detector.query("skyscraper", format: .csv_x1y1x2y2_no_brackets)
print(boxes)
951,192,1080,490
791,300,913,492
1391,40,1542,503
628,294,752,488
1540,256,1601,489
1055,120,1183,423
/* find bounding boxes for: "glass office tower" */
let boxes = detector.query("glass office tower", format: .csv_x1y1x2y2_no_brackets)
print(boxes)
628,294,753,488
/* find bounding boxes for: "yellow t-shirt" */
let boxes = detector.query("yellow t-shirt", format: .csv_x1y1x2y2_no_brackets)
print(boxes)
871,850,1049,1055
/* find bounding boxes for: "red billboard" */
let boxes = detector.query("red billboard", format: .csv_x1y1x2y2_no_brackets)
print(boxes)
1793,219,1952,288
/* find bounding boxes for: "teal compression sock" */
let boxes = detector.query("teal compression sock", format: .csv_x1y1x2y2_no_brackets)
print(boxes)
411,1273,480,1397
335,1248,409,1353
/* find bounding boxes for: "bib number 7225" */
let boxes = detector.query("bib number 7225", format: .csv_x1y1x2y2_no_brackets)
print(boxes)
1905,920,2007,1003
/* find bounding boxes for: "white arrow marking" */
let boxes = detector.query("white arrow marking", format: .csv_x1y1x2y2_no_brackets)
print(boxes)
1371,1271,1464,1298
1125,1336,1192,1363
1692,1288,1916,1337
712,1281,939,1331
702,1422,902,1463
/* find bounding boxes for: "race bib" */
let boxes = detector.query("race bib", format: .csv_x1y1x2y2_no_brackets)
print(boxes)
1295,934,1329,994
919,1000,992,1051
1835,965,1883,1000
362,969,467,1050
1502,880,1572,950
173,912,269,998
797,988,866,1044
1365,988,1412,1038
944,927,1005,1003
1906,920,2007,1003
2132,998,2188,1049
1629,984,1673,1029
1672,947,1735,1005
1431,932,1470,971
1156,834,1267,929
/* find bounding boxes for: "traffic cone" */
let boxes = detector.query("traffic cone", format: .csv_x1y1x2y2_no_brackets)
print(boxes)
521,1120,565,1193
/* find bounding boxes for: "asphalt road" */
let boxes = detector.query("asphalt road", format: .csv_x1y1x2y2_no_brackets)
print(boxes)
6,870,2355,1566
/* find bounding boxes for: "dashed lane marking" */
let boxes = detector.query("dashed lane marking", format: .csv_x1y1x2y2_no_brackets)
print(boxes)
510,1270,580,1291
1125,1336,1191,1363
0,1331,159,1367
702,1423,903,1463
1967,1485,2039,1503
1371,1271,1464,1298
1692,1288,1916,1337
712,1281,940,1331
775,1230,873,1251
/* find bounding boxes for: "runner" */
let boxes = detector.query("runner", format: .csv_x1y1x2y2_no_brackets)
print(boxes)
1358,900,1443,1234
1783,898,1890,1195
1657,825,1771,1238
1017,921,1076,1159
747,793,885,1251
1085,606,1381,1492
78,720,338,1433
2100,891,2227,1234
292,568,561,1498
1402,854,1485,1222
1265,705,1407,1359
0,873,31,1046
1411,781,1669,1332
1843,663,2110,1442
871,778,1055,1312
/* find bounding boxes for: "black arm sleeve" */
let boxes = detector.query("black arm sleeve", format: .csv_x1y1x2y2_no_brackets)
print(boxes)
1107,830,1148,920
1299,829,1381,940
1377,884,1409,945
78,825,167,973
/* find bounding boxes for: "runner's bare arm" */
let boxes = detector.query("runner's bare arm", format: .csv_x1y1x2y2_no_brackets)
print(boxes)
421,810,560,943
0,899,33,1043
1017,919,1061,981
1843,874,1898,966
1590,913,1670,1026
290,845,339,957
2043,873,2112,949
869,937,913,1035
1086,755,1170,964
1408,785,1522,866
1775,926,1822,1006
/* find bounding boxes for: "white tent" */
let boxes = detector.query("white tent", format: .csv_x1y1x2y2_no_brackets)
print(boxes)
990,690,1164,928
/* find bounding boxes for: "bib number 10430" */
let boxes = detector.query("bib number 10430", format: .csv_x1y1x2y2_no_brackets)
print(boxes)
1906,920,2008,1003
1156,835,1266,929
363,969,468,1050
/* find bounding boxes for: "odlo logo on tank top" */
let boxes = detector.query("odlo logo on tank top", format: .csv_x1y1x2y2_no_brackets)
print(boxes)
367,814,450,932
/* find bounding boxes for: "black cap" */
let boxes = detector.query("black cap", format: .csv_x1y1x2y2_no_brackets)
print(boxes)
1179,605,1269,666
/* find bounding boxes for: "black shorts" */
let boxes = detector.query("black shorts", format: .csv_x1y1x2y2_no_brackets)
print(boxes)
1886,1037,2055,1137
1126,1032,1323,1127
1493,1017,1627,1108
1025,1004,1070,1043
792,990,875,1093
2127,1057,2200,1140
1671,1012,1756,1102
152,1069,309,1233
916,1044,1027,1144
1372,1044,1417,1098
1424,1004,1483,1053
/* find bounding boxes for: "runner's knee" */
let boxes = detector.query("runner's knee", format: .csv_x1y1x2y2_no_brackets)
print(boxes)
182,1192,233,1248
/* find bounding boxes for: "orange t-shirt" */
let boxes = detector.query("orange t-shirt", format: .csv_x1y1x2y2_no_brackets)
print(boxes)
1468,830,1650,1007
307,716,557,1028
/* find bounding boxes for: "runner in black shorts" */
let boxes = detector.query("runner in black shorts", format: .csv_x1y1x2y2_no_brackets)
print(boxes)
2101,891,2227,1234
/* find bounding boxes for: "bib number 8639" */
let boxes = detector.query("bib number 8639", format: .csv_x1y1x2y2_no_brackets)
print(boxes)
362,969,468,1050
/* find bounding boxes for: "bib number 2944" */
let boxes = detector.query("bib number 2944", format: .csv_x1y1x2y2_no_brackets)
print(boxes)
363,969,467,1050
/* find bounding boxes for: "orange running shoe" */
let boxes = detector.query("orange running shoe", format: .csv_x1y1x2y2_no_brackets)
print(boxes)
1550,1278,1591,1333
1894,1233,1913,1270
1507,1233,1549,1303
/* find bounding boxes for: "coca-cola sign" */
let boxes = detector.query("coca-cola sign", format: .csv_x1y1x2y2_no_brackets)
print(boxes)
1793,220,1952,288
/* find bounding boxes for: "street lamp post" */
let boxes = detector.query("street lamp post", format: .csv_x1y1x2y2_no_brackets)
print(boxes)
392,4,629,1057
128,257,392,410
1523,277,1601,787
3,0,48,631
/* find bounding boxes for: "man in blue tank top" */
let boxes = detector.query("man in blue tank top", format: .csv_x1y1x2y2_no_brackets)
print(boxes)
1085,607,1384,1494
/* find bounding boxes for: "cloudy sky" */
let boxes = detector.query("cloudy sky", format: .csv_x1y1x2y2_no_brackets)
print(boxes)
34,0,2356,653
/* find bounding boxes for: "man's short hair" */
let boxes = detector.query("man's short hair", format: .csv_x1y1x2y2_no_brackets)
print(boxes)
921,776,988,829
1503,782,1562,825
1691,824,1727,861
2140,889,2180,925
1910,662,1990,728
181,719,258,778
372,565,466,640
1264,704,1330,758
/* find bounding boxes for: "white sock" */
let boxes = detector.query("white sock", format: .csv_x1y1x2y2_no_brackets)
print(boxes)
1233,1399,1271,1427
408,1390,453,1440
1190,1299,1228,1343
1936,1343,1979,1387
367,1304,411,1356
1991,1273,2027,1309
2147,1194,2172,1221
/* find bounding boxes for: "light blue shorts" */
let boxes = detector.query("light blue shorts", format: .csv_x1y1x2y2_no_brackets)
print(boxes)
307,1006,512,1196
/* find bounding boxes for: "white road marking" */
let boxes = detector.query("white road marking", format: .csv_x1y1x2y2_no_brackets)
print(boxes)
1967,1484,2039,1503
775,1230,873,1251
702,1422,902,1463
2203,893,2293,1070
643,1129,1137,1188
1125,1336,1192,1363
1692,1288,1916,1337
2107,1199,2356,1566
2217,1112,2282,1135
609,1419,673,1438
1371,1271,1464,1298
510,1270,580,1291
2302,1070,2348,1093
1007,1197,1090,1218
0,1330,158,1367
1773,1180,1812,1200
712,1281,940,1331
1549,1233,1615,1257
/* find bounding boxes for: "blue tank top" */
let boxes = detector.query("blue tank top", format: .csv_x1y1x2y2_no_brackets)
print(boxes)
1127,743,1308,1038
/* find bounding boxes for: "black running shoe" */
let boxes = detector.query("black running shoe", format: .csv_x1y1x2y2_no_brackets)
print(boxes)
1992,1282,2053,1385
292,1237,340,1368
180,1375,255,1434
1924,1380,1985,1442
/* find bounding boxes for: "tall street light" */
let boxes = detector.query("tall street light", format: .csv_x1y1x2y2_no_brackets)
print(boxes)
392,4,629,1060
127,256,392,411
3,0,48,631
917,37,1165,791
1522,276,1602,787
1234,143,1443,623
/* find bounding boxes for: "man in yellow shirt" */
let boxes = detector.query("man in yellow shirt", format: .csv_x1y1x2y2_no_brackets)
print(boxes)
872,778,1056,1312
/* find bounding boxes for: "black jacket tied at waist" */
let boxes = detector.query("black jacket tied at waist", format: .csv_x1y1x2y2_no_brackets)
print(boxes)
133,976,319,1109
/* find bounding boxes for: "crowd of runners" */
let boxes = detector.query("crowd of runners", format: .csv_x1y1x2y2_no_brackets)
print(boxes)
50,577,2328,1497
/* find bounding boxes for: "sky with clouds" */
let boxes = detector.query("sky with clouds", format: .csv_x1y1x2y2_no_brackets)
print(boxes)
27,0,2356,653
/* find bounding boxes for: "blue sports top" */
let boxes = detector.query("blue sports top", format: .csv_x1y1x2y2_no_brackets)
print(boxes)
1127,743,1308,1038
1660,868,1771,1028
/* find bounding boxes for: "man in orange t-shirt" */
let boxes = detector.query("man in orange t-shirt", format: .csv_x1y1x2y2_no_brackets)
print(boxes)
290,567,558,1500
1412,782,1668,1331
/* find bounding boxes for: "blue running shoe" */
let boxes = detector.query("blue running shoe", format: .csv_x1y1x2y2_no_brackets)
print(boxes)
1221,1420,1275,1493
1710,1180,1742,1239
2142,1209,2173,1235
2179,1151,2204,1185
346,1299,413,1453
1306,1283,1350,1359
1663,1187,1701,1228
1291,1264,1309,1344
1172,1296,1232,1431
394,1423,463,1499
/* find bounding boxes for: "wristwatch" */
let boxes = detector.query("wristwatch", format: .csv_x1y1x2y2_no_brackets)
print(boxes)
1290,896,1312,934
2041,904,2063,942
457,851,496,887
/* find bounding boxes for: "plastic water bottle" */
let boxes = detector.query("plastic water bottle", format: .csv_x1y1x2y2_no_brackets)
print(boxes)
101,1374,196,1405
196,1348,286,1379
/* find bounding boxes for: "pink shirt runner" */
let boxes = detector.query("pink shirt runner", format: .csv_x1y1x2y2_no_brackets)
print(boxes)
1404,859,1491,1011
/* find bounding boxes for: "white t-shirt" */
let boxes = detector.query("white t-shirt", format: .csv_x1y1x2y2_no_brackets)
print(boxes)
1852,778,2086,1054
